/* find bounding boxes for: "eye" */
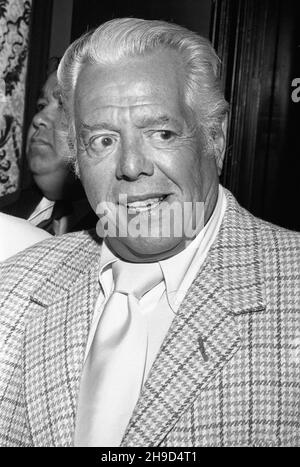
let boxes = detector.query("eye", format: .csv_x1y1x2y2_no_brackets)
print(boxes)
158,130,174,140
53,88,63,107
36,101,46,112
89,135,117,153
149,130,177,144
57,95,63,108
101,136,114,147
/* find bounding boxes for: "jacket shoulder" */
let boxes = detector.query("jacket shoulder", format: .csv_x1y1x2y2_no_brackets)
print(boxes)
0,229,102,295
223,188,300,279
224,188,300,249
251,213,300,261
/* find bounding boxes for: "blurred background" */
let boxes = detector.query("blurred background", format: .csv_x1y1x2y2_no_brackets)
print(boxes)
1,0,299,230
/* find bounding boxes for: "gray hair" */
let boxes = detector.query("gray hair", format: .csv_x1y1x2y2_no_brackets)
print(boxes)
57,17,228,162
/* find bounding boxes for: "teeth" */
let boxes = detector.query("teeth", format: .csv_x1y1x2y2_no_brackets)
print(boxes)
127,197,164,212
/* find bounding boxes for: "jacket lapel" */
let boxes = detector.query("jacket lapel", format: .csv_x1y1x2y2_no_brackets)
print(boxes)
24,234,102,446
122,190,266,446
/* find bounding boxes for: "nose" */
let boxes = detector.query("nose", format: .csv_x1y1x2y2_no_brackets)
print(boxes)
31,108,50,130
116,139,154,180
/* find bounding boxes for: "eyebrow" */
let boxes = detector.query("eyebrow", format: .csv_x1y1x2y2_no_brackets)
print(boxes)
79,115,182,133
135,115,182,129
38,87,59,102
79,121,118,133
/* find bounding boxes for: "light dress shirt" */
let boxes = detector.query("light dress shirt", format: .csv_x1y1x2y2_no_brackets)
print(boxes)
28,196,55,226
83,185,227,387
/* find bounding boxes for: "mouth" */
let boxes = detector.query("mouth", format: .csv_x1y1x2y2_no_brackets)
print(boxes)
123,194,170,214
30,139,50,146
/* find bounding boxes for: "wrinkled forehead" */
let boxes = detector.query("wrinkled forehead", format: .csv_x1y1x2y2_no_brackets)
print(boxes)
74,49,189,123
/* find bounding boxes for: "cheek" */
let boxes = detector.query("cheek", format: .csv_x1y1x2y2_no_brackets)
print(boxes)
54,127,69,158
187,152,217,198
28,148,60,174
156,145,202,195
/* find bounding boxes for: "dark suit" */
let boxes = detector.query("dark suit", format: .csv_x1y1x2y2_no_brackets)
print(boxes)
1,184,98,234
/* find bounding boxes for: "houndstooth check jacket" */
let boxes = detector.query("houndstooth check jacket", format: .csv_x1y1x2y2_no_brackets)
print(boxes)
0,189,299,447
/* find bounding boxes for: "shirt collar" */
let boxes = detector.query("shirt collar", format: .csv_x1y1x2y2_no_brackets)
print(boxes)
99,241,117,271
99,185,226,307
28,196,55,222
98,241,118,297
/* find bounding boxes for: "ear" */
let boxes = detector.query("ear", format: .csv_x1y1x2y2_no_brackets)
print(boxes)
214,113,228,176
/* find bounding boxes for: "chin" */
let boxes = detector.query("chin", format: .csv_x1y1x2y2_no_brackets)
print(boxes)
27,159,42,174
106,236,185,263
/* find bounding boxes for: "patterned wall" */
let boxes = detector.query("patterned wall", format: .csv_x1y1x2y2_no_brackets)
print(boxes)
0,0,32,199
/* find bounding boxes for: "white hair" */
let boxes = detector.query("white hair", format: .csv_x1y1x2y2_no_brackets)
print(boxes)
57,17,228,163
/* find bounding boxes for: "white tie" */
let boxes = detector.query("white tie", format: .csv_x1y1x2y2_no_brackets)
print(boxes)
74,260,163,447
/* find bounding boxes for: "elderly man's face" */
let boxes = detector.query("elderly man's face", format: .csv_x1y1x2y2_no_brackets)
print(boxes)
75,49,220,261
27,71,74,200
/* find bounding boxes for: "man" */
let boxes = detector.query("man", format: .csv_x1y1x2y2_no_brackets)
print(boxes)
0,212,50,261
2,66,97,235
0,18,299,447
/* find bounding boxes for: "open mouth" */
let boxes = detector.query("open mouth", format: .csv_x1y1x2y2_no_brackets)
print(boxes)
126,195,169,214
